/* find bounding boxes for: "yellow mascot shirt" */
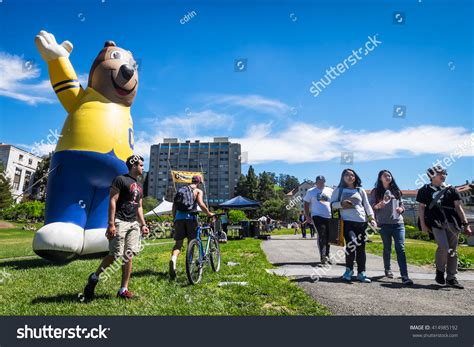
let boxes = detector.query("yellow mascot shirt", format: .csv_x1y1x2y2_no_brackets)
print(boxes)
48,57,134,161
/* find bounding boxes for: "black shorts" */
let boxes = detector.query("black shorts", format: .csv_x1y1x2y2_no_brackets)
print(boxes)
174,219,198,241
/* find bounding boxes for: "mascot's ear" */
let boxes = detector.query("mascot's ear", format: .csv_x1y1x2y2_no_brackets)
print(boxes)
104,41,116,47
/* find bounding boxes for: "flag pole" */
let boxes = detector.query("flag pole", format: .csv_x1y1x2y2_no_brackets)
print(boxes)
167,159,176,196
199,161,209,207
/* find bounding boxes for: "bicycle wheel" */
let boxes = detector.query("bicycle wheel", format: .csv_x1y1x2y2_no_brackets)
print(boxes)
186,239,203,284
210,237,221,272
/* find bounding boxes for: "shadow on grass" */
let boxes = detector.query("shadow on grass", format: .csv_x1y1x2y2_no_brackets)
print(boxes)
0,258,68,270
133,269,169,280
32,293,110,304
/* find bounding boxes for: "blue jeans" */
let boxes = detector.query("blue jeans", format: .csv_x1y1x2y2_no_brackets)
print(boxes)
379,224,408,278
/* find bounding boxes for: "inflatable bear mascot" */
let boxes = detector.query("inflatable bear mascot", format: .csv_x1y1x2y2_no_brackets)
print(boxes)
33,30,139,262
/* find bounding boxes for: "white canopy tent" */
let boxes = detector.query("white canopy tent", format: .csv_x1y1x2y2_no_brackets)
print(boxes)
144,199,201,218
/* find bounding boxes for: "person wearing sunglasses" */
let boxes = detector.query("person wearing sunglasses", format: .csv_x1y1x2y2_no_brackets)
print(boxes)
417,165,472,289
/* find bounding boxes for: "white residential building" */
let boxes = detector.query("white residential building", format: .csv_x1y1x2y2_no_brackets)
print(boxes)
286,181,315,211
0,144,42,203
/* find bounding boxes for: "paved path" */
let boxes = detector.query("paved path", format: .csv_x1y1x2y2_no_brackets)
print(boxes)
261,235,474,315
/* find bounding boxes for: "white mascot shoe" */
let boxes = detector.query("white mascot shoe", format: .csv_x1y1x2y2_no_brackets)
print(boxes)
33,222,84,262
81,228,109,256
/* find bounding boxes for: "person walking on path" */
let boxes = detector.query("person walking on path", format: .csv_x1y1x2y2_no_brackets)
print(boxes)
417,166,472,289
304,175,333,264
331,169,377,283
370,170,413,285
298,212,307,238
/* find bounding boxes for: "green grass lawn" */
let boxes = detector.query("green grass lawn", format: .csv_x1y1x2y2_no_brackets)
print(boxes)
0,227,37,259
365,233,474,268
270,227,297,235
0,226,329,316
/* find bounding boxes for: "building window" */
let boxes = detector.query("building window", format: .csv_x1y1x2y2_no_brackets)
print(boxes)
23,171,32,192
28,158,33,165
13,168,22,190
19,154,24,162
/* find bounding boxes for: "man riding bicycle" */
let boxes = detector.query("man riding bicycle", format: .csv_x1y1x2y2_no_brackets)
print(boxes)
170,175,214,280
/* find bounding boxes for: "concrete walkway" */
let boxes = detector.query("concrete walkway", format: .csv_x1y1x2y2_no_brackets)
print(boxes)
261,235,474,315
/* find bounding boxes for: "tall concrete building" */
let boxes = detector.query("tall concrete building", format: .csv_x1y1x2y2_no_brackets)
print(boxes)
148,137,241,206
0,144,42,202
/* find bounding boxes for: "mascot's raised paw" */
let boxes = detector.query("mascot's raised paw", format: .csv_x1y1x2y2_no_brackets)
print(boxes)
35,30,73,62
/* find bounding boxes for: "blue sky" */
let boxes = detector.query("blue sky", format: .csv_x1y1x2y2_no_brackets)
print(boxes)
0,0,472,189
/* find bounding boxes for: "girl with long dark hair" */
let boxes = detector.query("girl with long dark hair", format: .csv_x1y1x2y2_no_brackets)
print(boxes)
370,170,413,285
331,169,377,283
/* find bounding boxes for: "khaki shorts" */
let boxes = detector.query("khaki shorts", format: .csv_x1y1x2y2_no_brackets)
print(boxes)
109,219,141,258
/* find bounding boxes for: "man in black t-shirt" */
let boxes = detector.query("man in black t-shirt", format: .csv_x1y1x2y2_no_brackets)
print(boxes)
417,166,472,289
83,155,149,300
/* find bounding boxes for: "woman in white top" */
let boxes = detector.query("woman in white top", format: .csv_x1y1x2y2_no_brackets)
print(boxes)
331,169,377,283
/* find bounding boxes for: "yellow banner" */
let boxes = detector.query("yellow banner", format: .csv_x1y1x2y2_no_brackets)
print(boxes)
171,170,204,183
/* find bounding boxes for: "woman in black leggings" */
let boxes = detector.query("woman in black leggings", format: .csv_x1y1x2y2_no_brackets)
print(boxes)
330,169,377,283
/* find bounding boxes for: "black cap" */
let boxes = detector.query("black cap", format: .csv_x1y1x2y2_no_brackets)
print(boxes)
315,175,326,182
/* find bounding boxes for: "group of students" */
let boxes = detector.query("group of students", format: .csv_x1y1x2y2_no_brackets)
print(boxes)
82,156,472,300
302,166,472,288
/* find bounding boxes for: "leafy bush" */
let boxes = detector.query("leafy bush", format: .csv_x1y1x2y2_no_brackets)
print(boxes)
1,201,45,222
228,210,247,224
405,227,431,241
458,253,472,269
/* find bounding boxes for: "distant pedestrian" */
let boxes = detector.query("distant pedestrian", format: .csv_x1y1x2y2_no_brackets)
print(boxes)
304,175,333,264
299,212,307,238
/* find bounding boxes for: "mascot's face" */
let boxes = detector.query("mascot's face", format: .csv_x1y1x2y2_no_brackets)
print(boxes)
88,41,139,106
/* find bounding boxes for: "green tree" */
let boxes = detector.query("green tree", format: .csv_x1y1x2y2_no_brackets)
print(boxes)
260,194,299,222
257,171,277,202
278,174,300,193
0,161,13,210
245,166,259,201
234,174,248,197
142,196,159,213
31,153,51,202
228,210,247,224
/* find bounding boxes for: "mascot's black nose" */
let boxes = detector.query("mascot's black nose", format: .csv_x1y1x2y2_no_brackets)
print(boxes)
119,64,134,81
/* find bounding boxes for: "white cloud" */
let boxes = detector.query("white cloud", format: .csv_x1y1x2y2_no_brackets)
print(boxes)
134,109,232,162
205,94,294,116
134,114,473,166
143,109,233,139
0,52,55,105
236,123,474,164
0,52,88,106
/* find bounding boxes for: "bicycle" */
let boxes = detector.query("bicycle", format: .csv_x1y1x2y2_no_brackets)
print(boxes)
185,212,224,284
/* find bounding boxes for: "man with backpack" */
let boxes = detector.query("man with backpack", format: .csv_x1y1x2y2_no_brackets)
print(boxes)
169,175,214,280
417,165,472,289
